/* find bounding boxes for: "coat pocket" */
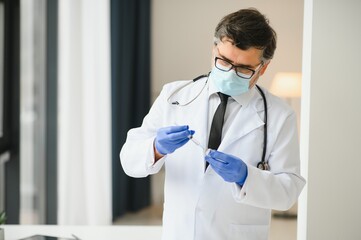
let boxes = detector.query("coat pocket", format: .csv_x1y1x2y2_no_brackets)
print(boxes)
228,224,269,240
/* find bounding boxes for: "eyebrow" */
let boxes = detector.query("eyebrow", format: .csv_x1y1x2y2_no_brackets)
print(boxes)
218,52,257,69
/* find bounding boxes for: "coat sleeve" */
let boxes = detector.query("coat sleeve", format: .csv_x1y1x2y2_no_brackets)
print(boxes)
119,86,169,178
231,111,306,211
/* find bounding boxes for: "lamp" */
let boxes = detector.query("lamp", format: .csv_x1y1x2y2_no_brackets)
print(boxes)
269,72,302,102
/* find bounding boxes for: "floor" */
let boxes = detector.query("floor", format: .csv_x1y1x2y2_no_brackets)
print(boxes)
113,204,297,240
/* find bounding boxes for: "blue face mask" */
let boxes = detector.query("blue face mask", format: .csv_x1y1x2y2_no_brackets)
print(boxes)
209,66,250,96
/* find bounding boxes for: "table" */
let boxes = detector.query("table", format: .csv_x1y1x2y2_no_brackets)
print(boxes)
2,225,162,240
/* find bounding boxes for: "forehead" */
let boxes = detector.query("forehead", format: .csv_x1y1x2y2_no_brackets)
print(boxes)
217,39,263,66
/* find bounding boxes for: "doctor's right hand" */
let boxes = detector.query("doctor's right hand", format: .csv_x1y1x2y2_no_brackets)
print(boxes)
154,125,195,155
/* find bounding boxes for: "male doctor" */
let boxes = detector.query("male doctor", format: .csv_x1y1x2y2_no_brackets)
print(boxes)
120,8,305,240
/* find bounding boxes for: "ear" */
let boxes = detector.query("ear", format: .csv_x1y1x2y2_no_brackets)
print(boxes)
249,61,271,89
212,44,217,55
211,45,217,67
259,61,270,76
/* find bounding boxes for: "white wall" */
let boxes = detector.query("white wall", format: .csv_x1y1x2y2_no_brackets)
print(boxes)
151,0,304,100
299,0,361,239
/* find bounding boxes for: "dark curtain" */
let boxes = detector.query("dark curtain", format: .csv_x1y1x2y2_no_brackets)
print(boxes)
45,0,58,224
111,0,151,220
3,0,20,223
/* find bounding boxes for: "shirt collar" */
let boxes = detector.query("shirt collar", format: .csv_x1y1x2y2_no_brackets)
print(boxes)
208,77,256,107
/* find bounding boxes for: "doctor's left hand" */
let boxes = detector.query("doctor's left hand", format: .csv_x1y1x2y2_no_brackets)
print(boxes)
205,150,248,185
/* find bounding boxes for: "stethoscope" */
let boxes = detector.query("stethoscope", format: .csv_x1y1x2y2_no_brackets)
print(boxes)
167,73,269,171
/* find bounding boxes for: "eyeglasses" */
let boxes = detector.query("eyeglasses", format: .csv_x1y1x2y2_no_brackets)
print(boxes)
214,57,263,79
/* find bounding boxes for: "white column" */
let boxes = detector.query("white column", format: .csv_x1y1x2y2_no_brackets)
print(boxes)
58,0,112,225
298,0,361,239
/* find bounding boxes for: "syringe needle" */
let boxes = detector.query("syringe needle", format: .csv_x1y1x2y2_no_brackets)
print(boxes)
188,135,207,153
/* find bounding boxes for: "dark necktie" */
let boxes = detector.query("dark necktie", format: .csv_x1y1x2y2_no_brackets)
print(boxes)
206,92,229,169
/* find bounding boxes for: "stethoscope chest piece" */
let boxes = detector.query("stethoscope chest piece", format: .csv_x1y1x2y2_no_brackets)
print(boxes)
257,161,269,171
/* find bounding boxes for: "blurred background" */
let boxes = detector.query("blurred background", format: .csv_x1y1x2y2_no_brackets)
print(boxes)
1,0,360,240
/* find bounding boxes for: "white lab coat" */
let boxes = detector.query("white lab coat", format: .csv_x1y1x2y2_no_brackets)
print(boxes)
120,77,305,240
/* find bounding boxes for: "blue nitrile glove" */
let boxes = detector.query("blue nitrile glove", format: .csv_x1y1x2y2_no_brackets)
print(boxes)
205,149,248,185
155,125,195,155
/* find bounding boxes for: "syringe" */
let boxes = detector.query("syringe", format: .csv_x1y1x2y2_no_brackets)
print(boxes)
188,135,208,154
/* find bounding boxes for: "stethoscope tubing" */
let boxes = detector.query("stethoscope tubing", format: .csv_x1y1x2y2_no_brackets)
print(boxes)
255,85,268,170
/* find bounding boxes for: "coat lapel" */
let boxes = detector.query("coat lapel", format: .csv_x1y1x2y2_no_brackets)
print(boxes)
218,93,266,151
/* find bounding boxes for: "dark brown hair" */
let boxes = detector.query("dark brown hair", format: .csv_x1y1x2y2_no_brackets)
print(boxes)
214,8,277,61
